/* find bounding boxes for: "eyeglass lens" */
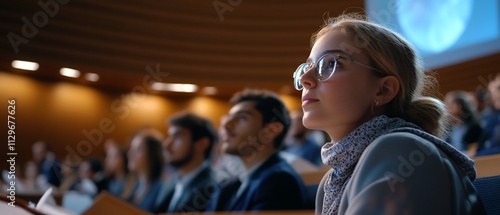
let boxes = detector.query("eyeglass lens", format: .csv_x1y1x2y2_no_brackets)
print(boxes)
293,54,338,90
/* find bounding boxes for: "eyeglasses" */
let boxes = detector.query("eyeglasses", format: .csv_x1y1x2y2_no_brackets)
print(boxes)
293,53,385,90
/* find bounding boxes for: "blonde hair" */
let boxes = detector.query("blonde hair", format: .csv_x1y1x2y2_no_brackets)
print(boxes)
312,13,446,136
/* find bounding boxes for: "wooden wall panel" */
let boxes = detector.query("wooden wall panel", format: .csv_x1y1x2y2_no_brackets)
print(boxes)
435,52,500,97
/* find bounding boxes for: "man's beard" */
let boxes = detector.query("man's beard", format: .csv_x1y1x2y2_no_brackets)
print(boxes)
169,145,195,168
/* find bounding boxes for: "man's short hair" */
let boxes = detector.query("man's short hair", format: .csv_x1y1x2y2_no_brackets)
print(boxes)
230,89,291,149
168,112,218,159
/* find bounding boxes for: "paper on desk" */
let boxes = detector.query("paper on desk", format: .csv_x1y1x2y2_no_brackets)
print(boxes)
36,187,76,215
0,202,33,215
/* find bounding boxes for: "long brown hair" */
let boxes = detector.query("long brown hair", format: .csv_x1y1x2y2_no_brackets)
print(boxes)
312,13,446,136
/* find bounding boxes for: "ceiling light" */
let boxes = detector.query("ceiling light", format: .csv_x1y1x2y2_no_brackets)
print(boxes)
60,68,80,78
84,73,99,82
202,86,217,95
11,60,39,71
151,82,198,93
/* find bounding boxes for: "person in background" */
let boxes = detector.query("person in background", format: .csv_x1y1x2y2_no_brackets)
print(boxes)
444,90,483,156
102,140,133,198
211,115,245,181
127,129,164,213
71,158,105,197
294,13,484,214
284,109,323,167
208,89,308,211
155,112,219,213
32,141,62,187
57,161,79,194
18,161,50,193
477,73,500,156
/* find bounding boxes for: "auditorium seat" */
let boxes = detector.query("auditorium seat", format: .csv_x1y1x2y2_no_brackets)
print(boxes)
474,175,500,215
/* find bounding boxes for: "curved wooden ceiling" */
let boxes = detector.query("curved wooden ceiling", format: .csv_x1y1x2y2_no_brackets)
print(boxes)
0,0,365,97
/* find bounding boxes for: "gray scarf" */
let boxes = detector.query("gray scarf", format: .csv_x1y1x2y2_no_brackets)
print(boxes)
321,115,476,215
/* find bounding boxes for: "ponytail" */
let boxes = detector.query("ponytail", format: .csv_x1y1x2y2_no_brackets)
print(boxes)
402,97,448,137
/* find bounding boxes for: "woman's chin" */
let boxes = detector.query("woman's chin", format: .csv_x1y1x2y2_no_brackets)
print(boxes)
303,115,324,130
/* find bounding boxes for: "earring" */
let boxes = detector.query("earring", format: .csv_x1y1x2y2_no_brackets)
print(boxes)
371,100,379,114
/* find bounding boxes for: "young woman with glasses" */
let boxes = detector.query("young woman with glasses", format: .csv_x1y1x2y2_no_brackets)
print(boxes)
294,13,485,215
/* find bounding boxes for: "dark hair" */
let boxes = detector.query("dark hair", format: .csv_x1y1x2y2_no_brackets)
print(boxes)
447,91,480,125
230,89,291,149
36,141,53,152
86,158,104,173
168,112,217,159
133,130,164,181
119,147,129,174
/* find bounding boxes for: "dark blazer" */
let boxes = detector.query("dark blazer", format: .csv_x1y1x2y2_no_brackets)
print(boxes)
209,153,308,211
38,157,62,187
129,178,162,213
156,165,219,213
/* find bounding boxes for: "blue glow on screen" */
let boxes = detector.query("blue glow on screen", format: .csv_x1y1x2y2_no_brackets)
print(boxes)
366,0,500,69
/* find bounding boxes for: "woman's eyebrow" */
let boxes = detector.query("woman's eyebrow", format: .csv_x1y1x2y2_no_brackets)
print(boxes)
307,49,348,62
321,49,345,56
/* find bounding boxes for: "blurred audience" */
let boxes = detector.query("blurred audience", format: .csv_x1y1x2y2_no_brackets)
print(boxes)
102,140,135,198
126,129,164,212
32,141,62,188
69,158,105,197
477,74,500,156
155,112,220,213
57,161,79,194
444,91,482,156
19,161,50,193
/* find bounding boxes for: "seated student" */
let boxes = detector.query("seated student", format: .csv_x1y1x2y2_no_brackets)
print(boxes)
208,89,308,211
211,116,245,180
126,129,164,212
102,140,133,198
57,161,79,194
155,112,219,213
32,141,62,188
444,91,482,156
477,73,500,156
15,161,49,193
70,158,105,197
293,13,484,214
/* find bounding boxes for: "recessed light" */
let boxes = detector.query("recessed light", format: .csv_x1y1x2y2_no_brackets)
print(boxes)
11,60,39,71
202,86,217,95
60,68,80,78
151,82,198,93
85,73,99,82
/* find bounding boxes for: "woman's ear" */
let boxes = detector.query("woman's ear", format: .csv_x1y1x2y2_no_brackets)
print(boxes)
375,76,400,106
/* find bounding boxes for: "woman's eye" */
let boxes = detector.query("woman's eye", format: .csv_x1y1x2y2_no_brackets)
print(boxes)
238,116,247,122
328,60,338,68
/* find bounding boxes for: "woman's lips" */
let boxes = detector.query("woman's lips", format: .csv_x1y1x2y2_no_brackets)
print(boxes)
302,98,319,106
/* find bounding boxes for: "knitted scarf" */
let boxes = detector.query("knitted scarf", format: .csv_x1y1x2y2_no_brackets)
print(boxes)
321,115,476,215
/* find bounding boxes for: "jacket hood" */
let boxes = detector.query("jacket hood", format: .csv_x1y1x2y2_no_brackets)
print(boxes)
393,127,476,180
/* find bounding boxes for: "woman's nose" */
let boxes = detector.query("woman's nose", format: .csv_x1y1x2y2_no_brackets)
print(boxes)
300,67,317,89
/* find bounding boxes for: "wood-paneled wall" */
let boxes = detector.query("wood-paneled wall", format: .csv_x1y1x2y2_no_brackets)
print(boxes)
0,71,301,172
435,52,500,98
1,51,499,175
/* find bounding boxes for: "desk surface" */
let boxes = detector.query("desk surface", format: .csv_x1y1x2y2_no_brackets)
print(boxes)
163,211,315,215
474,153,500,178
